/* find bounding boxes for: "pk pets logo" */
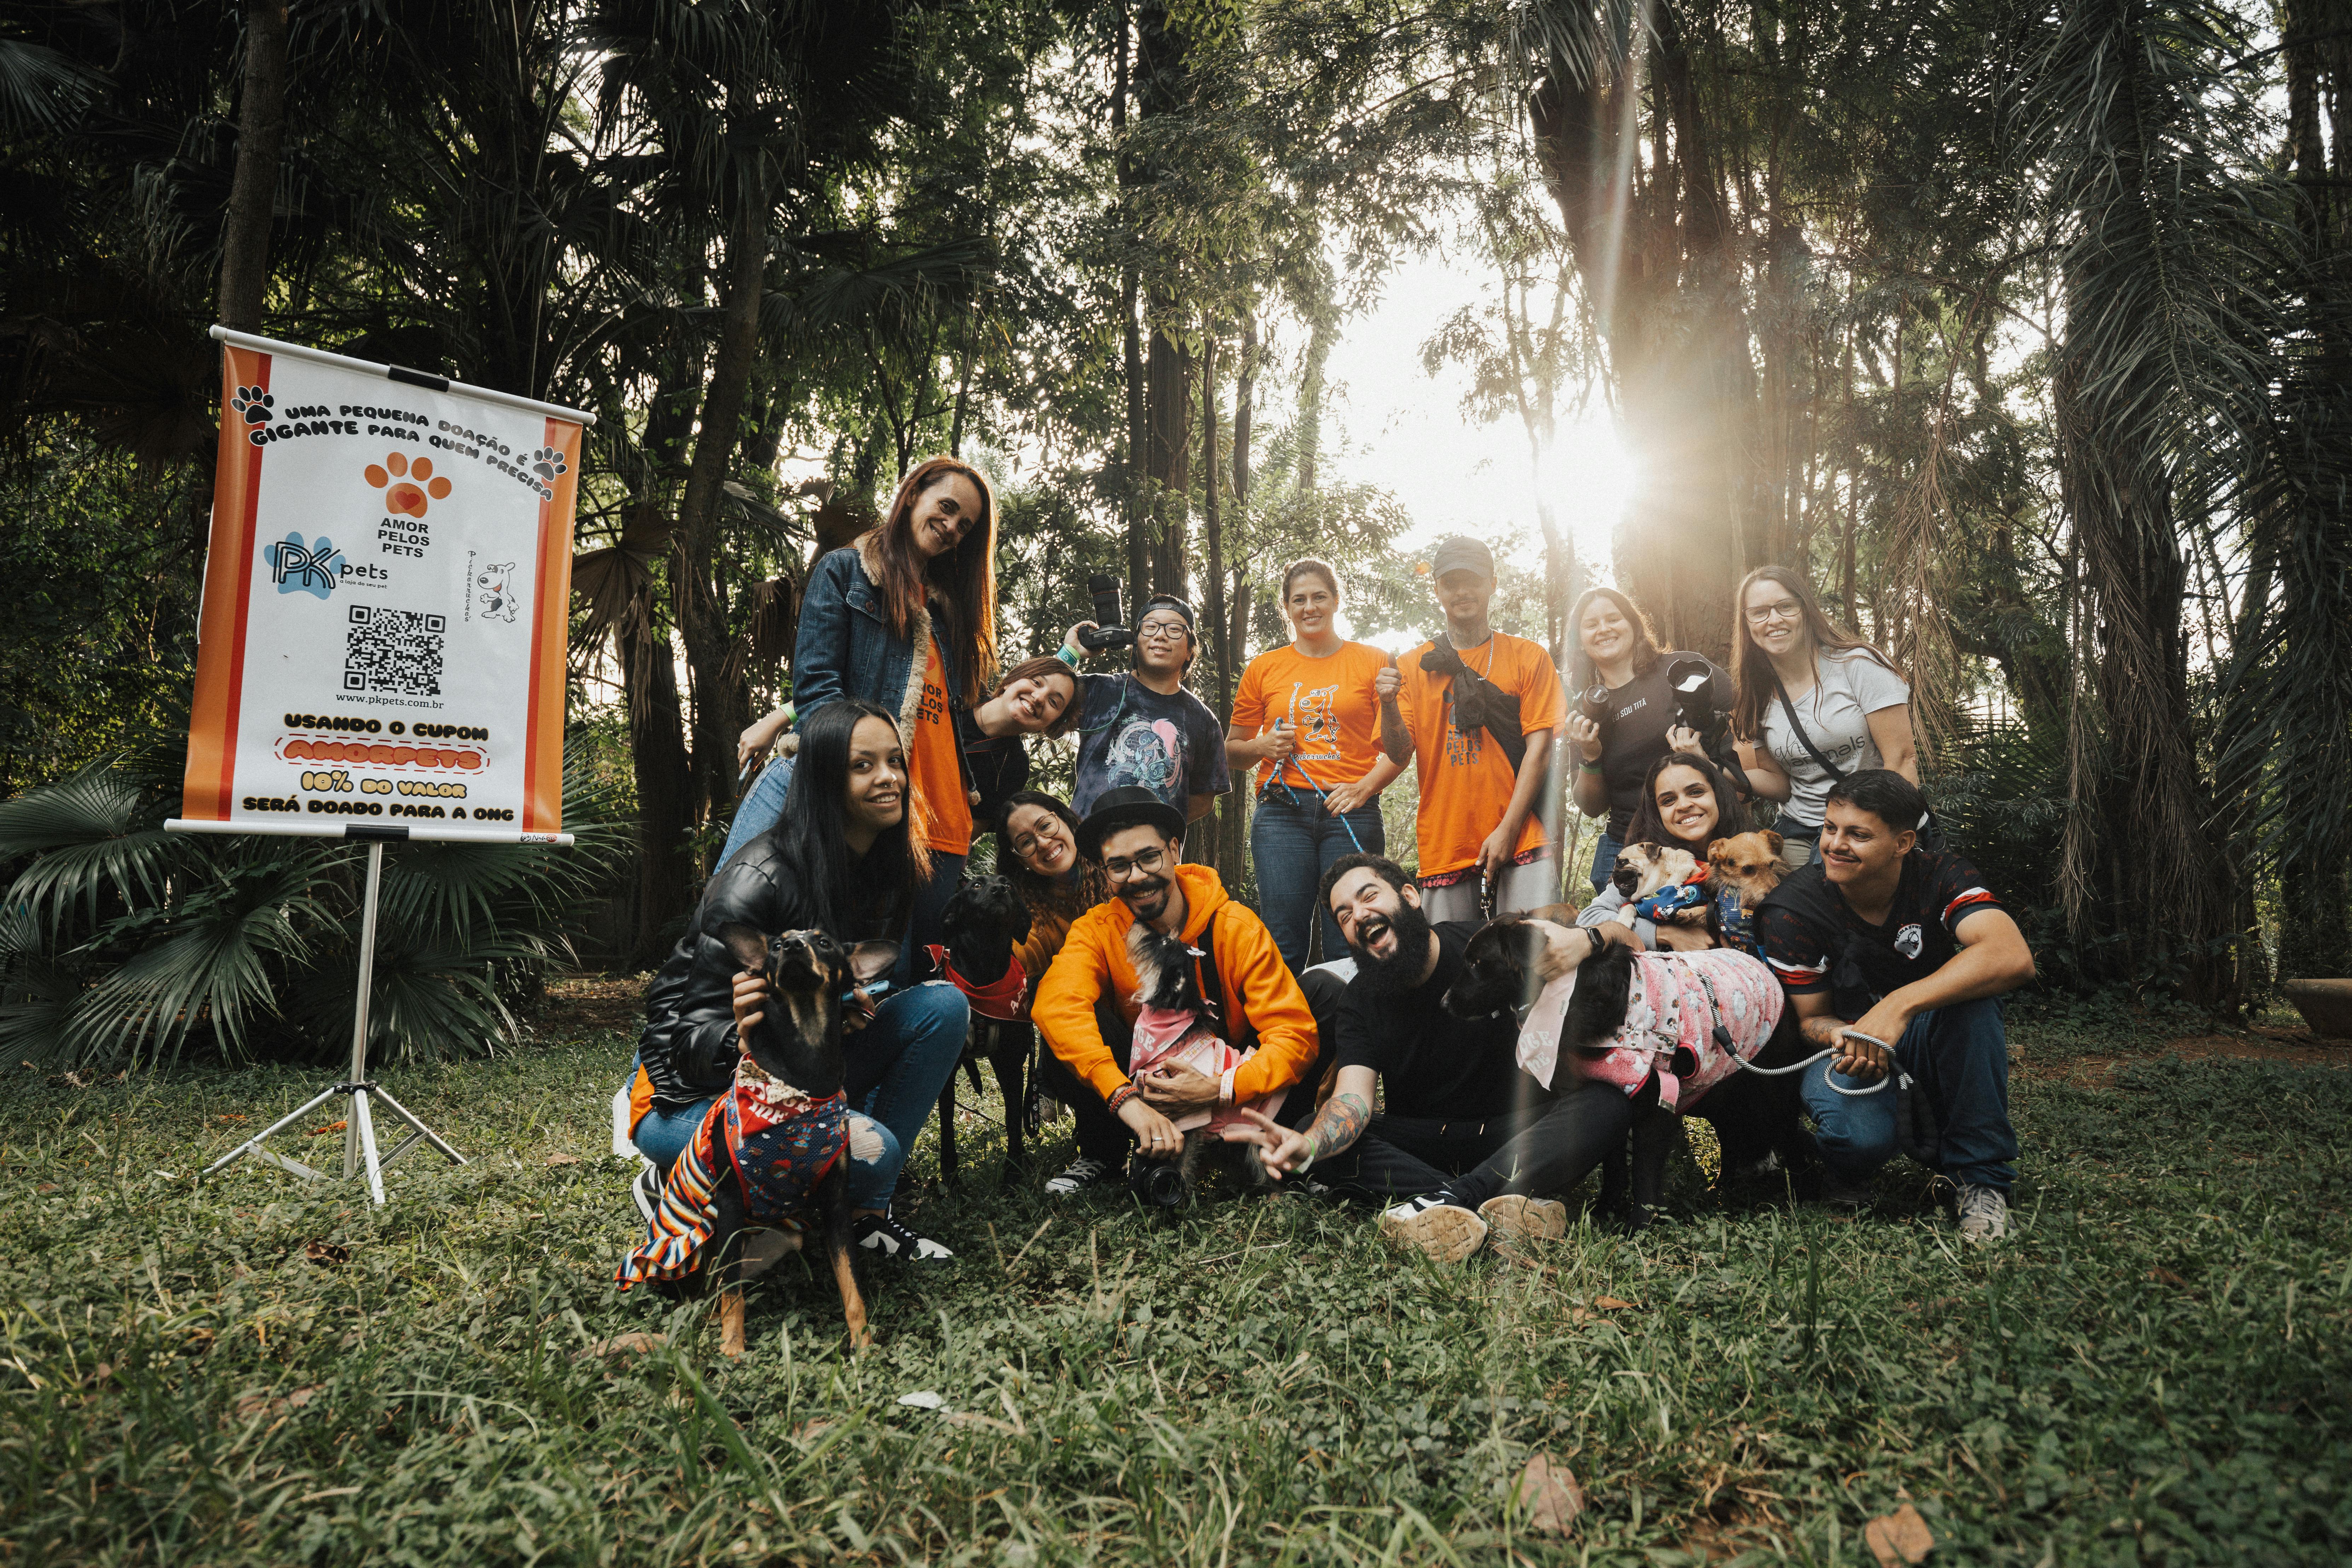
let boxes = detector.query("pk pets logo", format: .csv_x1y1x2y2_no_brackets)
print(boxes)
266,533,345,599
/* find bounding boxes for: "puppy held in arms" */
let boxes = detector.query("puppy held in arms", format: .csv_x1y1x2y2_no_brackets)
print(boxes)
615,927,894,1356
1125,924,1283,1203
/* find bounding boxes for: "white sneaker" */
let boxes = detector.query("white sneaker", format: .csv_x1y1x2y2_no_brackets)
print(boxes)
1478,1194,1568,1241
1377,1193,1488,1263
1955,1184,2009,1243
1044,1155,1117,1197
853,1212,953,1261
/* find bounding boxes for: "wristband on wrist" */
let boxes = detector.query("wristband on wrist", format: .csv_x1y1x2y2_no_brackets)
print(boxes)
1054,644,1081,668
1106,1082,1139,1112
1292,1135,1319,1175
1579,760,1604,774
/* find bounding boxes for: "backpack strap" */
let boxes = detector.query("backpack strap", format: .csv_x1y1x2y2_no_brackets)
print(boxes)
1189,906,1258,1055
1774,673,1847,783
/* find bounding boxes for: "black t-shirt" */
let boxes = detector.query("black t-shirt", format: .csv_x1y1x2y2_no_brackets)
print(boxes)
955,706,1030,829
1333,921,1544,1120
1591,652,1733,839
1756,851,2005,1020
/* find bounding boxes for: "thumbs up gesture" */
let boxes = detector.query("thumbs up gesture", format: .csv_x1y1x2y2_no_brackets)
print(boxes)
1374,648,1402,701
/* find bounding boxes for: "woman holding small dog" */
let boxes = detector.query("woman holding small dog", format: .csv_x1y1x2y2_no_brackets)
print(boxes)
1559,588,1733,892
1728,567,1919,872
631,700,969,1263
1577,751,1780,954
1225,559,1401,970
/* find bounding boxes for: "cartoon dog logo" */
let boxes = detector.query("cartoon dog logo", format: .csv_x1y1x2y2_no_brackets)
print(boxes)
476,562,521,623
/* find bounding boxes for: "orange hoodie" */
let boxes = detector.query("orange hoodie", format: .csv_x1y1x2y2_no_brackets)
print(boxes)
1033,863,1319,1105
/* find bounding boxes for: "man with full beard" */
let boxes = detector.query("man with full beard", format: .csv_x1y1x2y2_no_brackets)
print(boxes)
1235,853,1645,1262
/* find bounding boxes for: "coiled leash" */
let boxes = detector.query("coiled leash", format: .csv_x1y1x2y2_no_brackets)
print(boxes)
1718,1030,1899,1097
1714,1026,1938,1163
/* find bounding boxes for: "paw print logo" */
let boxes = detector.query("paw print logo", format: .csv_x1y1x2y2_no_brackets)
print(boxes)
230,386,274,426
528,446,568,484
364,451,452,517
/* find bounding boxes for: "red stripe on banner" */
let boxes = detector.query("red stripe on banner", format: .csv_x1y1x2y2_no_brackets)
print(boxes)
183,347,271,821
520,416,582,833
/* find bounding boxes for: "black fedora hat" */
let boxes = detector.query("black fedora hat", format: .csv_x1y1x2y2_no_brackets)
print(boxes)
1077,786,1187,861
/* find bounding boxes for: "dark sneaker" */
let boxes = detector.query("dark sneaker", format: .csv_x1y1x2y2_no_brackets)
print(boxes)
854,1211,953,1262
1955,1184,2009,1243
1043,1154,1118,1197
1478,1194,1568,1242
1377,1192,1487,1262
1817,1169,1874,1211
631,1160,662,1224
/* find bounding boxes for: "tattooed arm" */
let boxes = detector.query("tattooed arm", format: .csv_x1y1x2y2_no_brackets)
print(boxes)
1228,1065,1377,1179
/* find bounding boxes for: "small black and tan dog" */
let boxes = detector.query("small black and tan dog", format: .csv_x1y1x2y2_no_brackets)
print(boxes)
1446,918,1809,1226
1123,923,1275,1207
683,926,895,1355
932,874,1036,1181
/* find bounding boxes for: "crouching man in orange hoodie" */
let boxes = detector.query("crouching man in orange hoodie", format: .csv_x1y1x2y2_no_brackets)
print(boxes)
1030,785,1334,1198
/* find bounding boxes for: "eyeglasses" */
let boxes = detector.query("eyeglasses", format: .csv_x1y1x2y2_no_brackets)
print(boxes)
1136,620,1189,643
1102,845,1170,880
1744,600,1803,627
1010,820,1066,858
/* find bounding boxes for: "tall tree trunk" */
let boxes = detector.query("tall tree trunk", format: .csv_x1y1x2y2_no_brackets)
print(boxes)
1220,325,1255,881
622,582,695,966
1197,337,1226,872
674,185,770,832
1144,311,1192,594
217,0,289,331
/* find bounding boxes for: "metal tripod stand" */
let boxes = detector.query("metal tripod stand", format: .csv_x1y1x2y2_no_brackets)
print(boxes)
201,836,467,1203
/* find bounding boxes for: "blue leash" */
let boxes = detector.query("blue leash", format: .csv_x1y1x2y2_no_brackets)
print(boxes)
1261,731,1369,854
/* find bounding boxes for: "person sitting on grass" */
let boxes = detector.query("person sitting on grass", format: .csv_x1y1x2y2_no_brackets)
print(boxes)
1755,769,2035,1241
1234,853,1649,1265
1027,787,1328,1193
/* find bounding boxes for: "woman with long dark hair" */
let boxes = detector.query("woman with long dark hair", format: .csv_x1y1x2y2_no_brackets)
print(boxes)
627,700,969,1261
1224,559,1399,969
724,457,1009,959
1558,586,1732,892
1728,566,1917,871
1577,750,1757,951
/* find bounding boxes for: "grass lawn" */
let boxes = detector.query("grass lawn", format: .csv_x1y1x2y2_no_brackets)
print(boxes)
3,988,2347,1565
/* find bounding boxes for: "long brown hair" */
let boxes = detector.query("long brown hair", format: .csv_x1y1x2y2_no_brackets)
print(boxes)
1567,586,1664,692
1728,566,1905,743
869,456,1000,692
994,790,1108,916
988,656,1084,739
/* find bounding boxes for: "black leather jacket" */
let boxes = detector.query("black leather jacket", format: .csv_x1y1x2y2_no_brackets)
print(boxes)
637,833,901,1110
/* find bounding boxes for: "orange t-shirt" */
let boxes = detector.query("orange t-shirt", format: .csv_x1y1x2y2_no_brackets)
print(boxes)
909,641,972,855
1229,640,1392,796
1393,631,1566,876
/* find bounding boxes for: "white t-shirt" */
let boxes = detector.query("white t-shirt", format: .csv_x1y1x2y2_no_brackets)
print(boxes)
1759,647,1910,828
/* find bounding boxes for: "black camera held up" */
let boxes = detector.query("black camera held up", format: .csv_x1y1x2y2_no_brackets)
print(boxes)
1577,682,1615,741
1077,573,1135,652
1665,655,1753,795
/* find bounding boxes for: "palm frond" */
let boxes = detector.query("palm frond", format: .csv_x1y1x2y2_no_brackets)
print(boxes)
0,764,181,937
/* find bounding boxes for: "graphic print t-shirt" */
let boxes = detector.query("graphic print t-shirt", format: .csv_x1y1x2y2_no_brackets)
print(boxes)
1229,641,1391,796
1758,647,1911,829
910,641,972,855
1393,632,1567,876
1070,672,1231,819
1756,850,2004,1020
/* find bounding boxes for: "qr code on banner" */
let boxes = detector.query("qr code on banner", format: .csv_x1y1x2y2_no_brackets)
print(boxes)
343,605,446,696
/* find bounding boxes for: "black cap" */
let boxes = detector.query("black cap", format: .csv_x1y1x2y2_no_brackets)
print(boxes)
1077,786,1187,860
1429,536,1495,580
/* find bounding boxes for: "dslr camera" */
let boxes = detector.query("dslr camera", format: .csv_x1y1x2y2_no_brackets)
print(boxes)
1665,655,1753,795
1077,573,1135,652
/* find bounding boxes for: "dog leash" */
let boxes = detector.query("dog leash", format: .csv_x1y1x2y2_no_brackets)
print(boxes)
1717,1028,1904,1098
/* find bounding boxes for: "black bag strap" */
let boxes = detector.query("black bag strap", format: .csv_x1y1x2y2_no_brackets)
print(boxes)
1190,906,1258,1054
1774,673,1847,783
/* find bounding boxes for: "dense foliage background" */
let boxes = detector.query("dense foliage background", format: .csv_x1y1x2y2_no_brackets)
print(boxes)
1,0,2347,1064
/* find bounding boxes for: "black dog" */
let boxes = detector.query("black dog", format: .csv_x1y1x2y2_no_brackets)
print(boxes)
1447,918,1810,1228
680,926,894,1355
932,874,1035,1182
1123,924,1274,1208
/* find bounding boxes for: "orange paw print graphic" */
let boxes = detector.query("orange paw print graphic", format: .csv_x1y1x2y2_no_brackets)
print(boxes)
364,452,452,517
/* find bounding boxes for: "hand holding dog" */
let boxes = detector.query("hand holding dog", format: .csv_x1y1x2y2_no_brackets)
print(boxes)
731,968,768,1042
1137,1062,1220,1113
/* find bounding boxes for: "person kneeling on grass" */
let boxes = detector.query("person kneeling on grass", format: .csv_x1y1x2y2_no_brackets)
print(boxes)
1028,786,1333,1196
1234,853,1647,1265
1755,769,2035,1242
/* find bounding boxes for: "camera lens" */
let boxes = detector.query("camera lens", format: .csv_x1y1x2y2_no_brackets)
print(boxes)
1131,1157,1188,1208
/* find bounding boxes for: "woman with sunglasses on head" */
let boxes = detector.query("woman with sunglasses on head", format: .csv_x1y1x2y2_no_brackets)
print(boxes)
1224,559,1401,970
1728,567,1917,872
723,457,1040,966
1558,587,1733,893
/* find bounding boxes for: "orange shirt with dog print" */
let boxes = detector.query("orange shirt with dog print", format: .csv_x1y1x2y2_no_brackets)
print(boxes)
909,641,971,856
1393,632,1566,877
1230,640,1392,796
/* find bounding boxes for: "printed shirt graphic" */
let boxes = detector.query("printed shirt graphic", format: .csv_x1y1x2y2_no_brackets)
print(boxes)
1759,647,1911,827
1070,673,1231,818
910,641,972,855
1393,632,1567,876
1230,641,1391,795
1756,849,2004,1020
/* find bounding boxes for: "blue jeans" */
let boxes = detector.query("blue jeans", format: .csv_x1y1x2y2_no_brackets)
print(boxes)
628,980,969,1210
1587,828,1623,893
719,756,794,869
1250,786,1385,971
1800,997,2017,1192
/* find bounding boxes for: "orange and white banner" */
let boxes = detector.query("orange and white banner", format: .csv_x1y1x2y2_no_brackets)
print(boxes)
169,329,593,844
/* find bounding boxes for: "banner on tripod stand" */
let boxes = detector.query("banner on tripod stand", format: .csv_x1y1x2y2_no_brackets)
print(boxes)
169,328,591,845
